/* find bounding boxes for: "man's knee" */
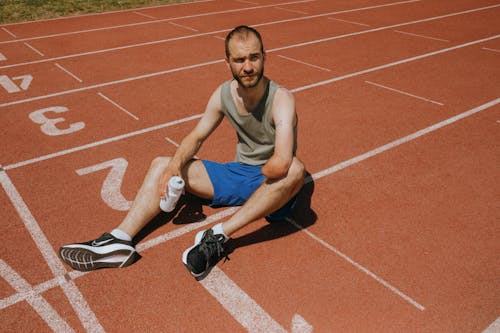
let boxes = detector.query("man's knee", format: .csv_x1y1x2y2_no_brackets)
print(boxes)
289,158,306,185
150,156,172,172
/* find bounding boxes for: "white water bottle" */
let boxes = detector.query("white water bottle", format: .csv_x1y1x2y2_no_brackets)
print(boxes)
159,176,185,212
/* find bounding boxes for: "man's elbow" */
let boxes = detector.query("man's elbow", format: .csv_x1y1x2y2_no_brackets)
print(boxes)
262,158,290,179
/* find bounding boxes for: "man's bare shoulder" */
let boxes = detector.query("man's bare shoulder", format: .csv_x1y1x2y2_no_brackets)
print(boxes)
274,85,295,104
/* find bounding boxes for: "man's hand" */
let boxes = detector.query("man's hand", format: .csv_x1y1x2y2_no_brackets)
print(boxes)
158,164,180,199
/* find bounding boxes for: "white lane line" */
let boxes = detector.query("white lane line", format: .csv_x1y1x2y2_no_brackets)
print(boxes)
168,21,199,32
132,11,156,20
2,0,464,70
3,29,497,110
0,58,225,107
0,260,75,333
365,80,444,106
0,169,105,332
275,6,309,15
23,42,45,56
0,206,238,310
213,35,225,41
164,137,200,159
236,0,259,5
3,114,203,171
201,267,312,332
309,98,499,182
3,98,497,314
164,137,180,147
0,0,314,45
1,27,17,38
327,17,370,26
287,219,425,311
291,34,500,93
482,317,500,333
0,0,421,68
2,34,498,170
0,52,6,61
482,47,500,53
268,3,499,52
97,92,139,120
278,54,331,71
54,63,83,82
393,29,450,42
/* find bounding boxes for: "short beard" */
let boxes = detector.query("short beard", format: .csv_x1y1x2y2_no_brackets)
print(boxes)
233,68,264,89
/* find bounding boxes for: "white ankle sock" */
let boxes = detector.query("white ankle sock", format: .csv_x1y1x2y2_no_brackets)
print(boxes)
111,229,132,242
212,223,229,242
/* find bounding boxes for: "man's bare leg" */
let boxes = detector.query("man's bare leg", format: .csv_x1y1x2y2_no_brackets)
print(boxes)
117,157,213,238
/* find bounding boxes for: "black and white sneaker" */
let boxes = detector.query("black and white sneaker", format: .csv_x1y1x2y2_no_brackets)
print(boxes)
182,229,227,279
59,233,139,271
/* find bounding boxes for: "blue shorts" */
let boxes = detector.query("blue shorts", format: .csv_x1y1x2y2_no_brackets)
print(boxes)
202,160,297,220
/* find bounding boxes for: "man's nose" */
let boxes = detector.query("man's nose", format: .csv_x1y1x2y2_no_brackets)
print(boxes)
243,60,254,72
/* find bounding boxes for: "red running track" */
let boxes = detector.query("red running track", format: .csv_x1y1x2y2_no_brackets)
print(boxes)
0,0,499,332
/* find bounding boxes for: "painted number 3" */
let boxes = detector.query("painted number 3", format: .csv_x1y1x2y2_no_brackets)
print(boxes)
29,106,85,136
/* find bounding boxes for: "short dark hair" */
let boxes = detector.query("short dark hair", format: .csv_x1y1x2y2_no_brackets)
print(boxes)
225,25,265,59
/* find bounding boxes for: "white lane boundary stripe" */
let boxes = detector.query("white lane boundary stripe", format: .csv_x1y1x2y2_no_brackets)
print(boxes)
1,27,17,38
3,113,203,171
309,98,499,181
274,6,309,15
365,80,443,106
2,98,497,313
0,59,225,107
482,47,500,53
393,29,450,42
327,17,370,26
1,0,424,69
0,14,496,108
23,42,45,56
278,54,331,71
482,317,500,333
2,35,498,170
290,34,500,93
0,170,105,332
132,11,156,20
98,92,139,120
0,260,75,333
55,63,83,82
200,267,290,332
0,0,314,45
287,219,425,311
268,4,500,52
168,21,199,32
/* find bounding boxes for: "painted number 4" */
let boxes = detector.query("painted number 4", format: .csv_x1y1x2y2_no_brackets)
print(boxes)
0,74,33,93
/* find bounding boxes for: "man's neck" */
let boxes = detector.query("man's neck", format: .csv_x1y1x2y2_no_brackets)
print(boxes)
235,76,269,111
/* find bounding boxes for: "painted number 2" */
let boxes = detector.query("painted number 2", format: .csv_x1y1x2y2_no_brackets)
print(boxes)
76,158,132,211
29,106,85,136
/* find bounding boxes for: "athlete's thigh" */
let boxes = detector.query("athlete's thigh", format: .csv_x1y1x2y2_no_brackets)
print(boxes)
182,159,214,200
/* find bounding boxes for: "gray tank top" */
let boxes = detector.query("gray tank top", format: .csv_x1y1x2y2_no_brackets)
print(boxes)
220,79,297,165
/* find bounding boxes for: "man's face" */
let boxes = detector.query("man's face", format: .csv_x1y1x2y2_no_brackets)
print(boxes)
227,33,265,89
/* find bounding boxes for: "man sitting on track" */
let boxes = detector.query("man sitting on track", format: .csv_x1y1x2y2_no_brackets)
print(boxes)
59,25,306,279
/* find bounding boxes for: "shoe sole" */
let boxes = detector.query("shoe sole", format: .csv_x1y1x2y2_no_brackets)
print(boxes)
59,245,138,272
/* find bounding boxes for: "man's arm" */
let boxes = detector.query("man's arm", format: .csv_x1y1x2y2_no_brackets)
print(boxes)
261,88,297,179
158,85,224,197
